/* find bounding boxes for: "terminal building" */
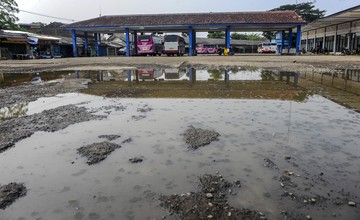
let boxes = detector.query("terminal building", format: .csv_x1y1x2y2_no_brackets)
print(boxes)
301,5,360,53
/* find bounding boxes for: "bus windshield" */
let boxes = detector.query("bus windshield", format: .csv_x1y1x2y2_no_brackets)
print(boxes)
165,35,178,42
138,35,151,42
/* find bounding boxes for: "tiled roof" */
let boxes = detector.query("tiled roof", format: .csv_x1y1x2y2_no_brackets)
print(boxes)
63,11,304,29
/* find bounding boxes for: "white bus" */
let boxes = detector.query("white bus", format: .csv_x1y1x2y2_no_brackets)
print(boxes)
163,35,186,56
257,42,277,53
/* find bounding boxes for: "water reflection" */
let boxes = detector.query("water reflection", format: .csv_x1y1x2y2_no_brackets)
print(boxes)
2,68,360,109
302,70,360,96
0,103,28,121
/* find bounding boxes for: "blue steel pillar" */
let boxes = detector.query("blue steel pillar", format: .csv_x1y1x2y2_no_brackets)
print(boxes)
125,28,130,57
281,30,285,53
296,25,302,55
225,26,231,50
133,31,138,55
94,33,99,56
288,28,293,53
192,30,196,55
84,32,88,56
188,26,193,56
71,30,78,57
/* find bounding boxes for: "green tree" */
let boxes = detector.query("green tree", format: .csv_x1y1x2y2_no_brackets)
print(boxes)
262,2,326,41
0,0,19,29
207,31,225,39
272,2,325,23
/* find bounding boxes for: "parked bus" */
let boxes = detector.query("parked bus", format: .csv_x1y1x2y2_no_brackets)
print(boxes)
163,35,186,56
196,44,220,54
137,35,163,56
257,42,277,53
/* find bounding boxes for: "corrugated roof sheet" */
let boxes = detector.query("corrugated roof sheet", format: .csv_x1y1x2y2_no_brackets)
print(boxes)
303,5,360,31
0,30,60,41
63,11,304,28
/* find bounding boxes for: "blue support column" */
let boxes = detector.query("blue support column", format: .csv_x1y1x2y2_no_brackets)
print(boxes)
281,30,285,53
71,30,78,57
288,28,293,53
225,26,231,49
133,31,138,55
84,32,88,56
188,26,193,56
192,30,196,55
125,28,130,57
296,25,302,55
94,33,99,56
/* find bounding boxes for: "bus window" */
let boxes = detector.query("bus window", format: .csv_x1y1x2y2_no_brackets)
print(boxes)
165,35,178,42
138,35,150,42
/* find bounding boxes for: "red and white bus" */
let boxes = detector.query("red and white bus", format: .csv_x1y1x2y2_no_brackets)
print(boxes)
137,35,163,56
163,35,186,56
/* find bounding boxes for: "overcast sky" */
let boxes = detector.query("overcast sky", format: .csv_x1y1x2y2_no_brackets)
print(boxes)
16,0,359,24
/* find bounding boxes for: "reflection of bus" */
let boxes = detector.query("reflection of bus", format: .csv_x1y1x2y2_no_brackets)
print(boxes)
162,69,187,79
137,35,163,56
257,42,277,53
196,44,219,54
163,35,186,56
137,69,162,80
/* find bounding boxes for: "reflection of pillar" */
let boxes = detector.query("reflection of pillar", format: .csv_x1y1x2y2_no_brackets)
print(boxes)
135,70,139,83
71,30,78,57
127,70,132,86
188,67,196,85
0,72,4,83
286,72,290,84
225,67,230,82
294,72,299,89
97,71,103,82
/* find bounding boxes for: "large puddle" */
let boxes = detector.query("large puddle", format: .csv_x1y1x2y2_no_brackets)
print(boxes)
0,68,360,219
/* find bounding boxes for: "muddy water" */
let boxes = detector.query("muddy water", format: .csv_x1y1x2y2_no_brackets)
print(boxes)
0,92,359,219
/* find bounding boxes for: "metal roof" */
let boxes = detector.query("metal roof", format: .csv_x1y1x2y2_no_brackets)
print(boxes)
303,5,360,31
0,30,60,41
62,11,305,33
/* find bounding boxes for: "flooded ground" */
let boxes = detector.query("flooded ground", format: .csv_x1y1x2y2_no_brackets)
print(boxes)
0,66,360,220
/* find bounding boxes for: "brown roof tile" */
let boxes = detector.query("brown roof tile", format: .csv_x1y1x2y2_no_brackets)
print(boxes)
63,11,304,28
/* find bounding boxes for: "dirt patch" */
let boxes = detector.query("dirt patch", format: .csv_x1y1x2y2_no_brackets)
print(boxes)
0,80,89,109
263,158,278,169
137,105,153,113
98,135,121,141
77,142,121,165
159,174,264,220
129,156,144,163
182,126,220,150
0,105,105,153
0,183,27,209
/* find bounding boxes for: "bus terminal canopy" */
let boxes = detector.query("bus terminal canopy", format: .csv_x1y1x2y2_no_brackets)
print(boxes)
62,11,306,56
